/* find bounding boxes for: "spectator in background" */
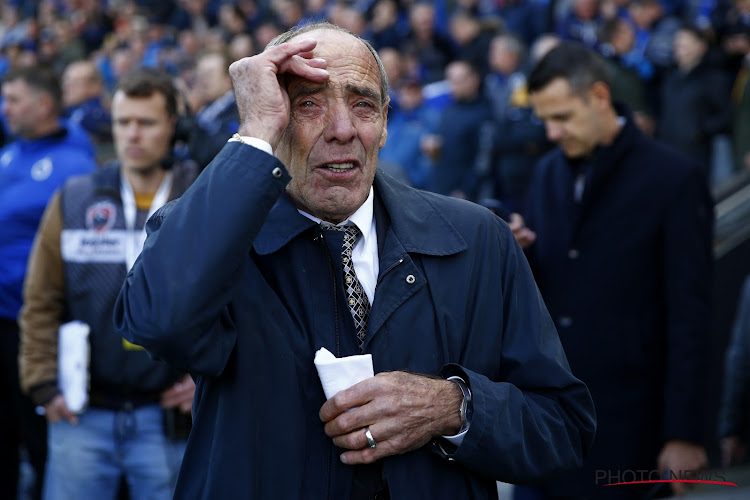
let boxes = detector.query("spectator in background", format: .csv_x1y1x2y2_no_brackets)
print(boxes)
379,79,440,189
496,0,552,46
625,0,682,109
367,0,405,50
301,0,330,25
253,20,284,50
426,59,492,199
657,25,733,180
481,33,552,212
187,49,239,170
377,46,406,110
217,2,248,40
557,0,603,47
403,2,457,83
718,274,750,467
0,65,97,500
732,55,750,170
484,33,528,128
168,0,214,37
716,0,750,77
228,32,256,61
448,9,496,78
19,68,197,500
518,41,713,499
62,59,114,162
598,16,655,135
272,0,306,30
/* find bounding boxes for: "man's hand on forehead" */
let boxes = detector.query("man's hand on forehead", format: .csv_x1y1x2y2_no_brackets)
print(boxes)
229,37,330,148
265,37,330,80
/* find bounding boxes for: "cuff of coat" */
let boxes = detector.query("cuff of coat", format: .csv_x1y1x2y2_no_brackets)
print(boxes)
430,364,473,460
28,381,61,407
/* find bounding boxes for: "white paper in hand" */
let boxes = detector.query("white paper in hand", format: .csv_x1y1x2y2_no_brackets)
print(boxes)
314,347,374,399
58,320,90,413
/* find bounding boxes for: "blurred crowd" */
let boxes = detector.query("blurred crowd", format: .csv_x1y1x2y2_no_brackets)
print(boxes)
1,0,749,206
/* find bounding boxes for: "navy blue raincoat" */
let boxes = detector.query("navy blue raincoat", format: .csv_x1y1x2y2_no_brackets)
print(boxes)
115,143,596,499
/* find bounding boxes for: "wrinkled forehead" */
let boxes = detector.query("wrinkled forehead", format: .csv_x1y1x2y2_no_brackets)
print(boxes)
287,29,382,98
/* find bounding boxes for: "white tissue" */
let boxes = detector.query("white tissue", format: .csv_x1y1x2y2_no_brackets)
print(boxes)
58,320,90,413
314,347,374,399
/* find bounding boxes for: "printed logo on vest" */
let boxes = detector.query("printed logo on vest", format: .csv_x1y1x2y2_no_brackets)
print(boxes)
86,201,117,232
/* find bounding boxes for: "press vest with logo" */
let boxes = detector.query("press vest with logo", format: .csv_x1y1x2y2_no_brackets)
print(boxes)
59,163,197,397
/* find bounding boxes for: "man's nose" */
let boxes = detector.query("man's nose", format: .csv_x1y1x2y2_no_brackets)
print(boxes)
324,102,357,143
546,122,563,142
122,122,141,141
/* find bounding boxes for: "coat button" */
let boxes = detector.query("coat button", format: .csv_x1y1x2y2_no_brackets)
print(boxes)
406,274,416,284
568,249,579,259
558,316,573,327
271,167,283,178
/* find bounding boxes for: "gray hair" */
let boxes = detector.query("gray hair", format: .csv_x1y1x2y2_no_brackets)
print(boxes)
266,21,390,107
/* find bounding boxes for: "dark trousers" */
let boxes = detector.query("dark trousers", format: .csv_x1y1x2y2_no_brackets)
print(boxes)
0,318,47,500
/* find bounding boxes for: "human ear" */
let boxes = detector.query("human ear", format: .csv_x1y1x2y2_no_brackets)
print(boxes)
589,81,612,108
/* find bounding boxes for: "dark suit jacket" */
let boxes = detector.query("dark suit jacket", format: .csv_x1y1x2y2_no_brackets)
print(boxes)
524,107,714,498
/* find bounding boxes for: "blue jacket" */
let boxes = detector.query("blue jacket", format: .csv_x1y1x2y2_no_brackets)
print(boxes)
0,125,97,320
524,110,713,497
115,143,596,499
65,97,112,143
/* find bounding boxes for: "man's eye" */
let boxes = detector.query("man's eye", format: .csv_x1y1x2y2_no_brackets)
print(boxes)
300,101,315,108
355,101,372,108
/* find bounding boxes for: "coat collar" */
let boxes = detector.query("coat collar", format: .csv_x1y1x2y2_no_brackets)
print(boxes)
252,170,467,256
573,102,640,205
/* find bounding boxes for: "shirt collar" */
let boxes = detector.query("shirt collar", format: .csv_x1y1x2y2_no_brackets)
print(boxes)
297,186,375,246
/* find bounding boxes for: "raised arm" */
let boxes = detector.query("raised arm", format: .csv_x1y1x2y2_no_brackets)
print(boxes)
114,39,329,376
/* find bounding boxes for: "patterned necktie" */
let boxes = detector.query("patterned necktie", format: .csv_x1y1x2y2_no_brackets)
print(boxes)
321,223,371,351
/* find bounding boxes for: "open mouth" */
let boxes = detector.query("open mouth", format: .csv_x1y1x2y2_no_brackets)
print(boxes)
323,162,356,173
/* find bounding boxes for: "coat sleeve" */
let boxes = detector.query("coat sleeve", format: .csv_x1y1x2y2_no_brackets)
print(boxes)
437,217,596,483
113,143,290,376
19,191,66,406
661,163,713,443
717,276,750,439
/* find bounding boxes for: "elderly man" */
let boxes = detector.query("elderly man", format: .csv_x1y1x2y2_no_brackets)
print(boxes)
115,22,596,499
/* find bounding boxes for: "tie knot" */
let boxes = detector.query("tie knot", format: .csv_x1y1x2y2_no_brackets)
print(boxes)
321,223,360,259
321,222,360,241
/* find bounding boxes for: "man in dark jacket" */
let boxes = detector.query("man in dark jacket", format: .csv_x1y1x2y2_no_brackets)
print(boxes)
518,41,713,499
19,68,197,500
115,22,596,499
